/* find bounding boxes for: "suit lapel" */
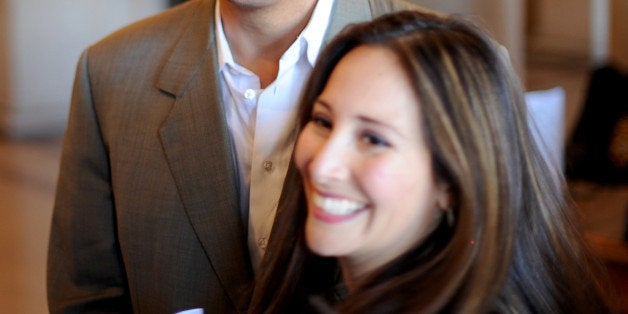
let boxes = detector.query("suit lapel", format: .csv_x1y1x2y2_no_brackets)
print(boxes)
324,0,430,45
157,0,252,310
324,0,374,43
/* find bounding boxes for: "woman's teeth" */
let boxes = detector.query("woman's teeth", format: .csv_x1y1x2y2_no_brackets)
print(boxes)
313,193,365,215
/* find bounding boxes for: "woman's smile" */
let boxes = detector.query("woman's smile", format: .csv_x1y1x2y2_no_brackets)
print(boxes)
309,190,368,223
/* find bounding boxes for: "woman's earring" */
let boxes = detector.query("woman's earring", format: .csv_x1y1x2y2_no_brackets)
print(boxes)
445,207,455,227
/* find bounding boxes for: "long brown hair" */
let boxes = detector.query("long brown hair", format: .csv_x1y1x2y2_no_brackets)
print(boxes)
250,10,612,313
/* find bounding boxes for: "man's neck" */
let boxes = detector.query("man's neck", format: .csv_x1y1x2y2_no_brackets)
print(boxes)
220,0,318,87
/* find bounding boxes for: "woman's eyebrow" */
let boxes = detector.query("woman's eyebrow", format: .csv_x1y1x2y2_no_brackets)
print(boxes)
313,98,332,110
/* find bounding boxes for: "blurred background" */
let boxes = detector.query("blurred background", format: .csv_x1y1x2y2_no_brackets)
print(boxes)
0,0,626,312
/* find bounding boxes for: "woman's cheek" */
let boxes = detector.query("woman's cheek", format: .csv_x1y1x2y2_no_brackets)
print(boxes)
362,156,411,200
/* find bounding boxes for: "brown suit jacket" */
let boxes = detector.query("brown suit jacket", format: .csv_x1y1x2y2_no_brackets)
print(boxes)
47,0,426,313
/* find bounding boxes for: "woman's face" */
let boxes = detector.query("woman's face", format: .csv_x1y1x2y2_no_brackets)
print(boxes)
295,45,448,277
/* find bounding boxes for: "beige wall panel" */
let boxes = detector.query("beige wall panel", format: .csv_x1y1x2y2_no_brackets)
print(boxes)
610,0,628,71
528,0,590,59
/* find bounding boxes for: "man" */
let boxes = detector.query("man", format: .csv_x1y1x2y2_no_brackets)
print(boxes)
47,0,429,312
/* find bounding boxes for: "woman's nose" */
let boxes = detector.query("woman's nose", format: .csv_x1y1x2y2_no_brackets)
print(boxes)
309,135,351,184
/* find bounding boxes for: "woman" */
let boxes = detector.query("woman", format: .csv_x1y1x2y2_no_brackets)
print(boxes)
250,10,612,313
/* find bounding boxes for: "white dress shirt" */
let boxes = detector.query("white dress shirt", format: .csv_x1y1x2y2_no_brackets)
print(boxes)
215,0,334,271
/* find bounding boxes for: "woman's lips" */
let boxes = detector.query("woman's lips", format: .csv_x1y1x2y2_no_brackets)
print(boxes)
310,192,366,223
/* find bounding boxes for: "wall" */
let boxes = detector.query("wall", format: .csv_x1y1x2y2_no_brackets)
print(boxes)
0,0,10,134
611,0,628,71
0,0,167,138
527,0,590,60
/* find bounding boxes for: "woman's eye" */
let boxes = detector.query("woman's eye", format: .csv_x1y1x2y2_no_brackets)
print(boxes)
361,133,390,147
311,115,332,129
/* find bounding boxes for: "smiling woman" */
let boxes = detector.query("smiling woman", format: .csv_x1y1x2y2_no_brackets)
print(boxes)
296,45,448,287
249,10,613,314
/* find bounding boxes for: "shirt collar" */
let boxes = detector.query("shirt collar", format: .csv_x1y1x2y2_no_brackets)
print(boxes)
215,0,235,71
301,0,335,66
215,0,334,70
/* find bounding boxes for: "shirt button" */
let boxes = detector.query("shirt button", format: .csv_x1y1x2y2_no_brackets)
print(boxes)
263,160,273,172
244,89,256,100
258,237,267,250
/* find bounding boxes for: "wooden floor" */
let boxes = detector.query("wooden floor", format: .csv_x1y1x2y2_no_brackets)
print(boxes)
0,55,626,314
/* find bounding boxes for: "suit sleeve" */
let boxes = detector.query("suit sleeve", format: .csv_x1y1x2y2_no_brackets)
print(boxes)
47,49,132,313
